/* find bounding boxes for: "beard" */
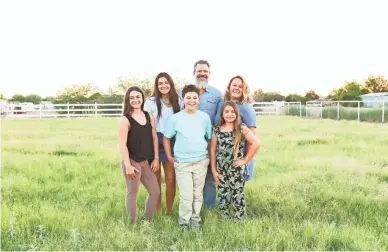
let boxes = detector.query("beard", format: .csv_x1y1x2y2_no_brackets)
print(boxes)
194,76,209,89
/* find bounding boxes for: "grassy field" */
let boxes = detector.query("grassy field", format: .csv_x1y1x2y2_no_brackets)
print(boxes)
1,116,388,251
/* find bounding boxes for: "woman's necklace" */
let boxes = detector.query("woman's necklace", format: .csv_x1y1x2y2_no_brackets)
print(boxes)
161,98,171,105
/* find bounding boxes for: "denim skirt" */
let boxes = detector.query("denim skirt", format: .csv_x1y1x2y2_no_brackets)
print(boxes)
157,132,175,163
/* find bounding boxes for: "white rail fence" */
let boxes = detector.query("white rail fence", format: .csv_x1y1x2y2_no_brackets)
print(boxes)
306,100,387,123
2,100,386,123
2,102,303,118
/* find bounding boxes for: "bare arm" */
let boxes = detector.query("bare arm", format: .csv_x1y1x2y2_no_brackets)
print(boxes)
209,133,217,174
163,136,175,164
242,127,260,163
118,116,131,164
150,115,159,160
118,116,139,179
150,115,160,171
248,126,256,135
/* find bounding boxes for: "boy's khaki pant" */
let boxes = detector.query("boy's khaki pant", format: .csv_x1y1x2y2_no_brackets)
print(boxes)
174,158,209,226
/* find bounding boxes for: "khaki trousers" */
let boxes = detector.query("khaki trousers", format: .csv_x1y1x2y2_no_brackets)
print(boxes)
174,158,209,226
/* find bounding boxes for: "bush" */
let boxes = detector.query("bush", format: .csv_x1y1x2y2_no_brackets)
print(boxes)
283,105,305,117
321,107,387,123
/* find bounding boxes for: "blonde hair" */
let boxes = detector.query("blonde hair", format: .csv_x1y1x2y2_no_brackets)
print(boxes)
217,101,243,160
223,75,253,104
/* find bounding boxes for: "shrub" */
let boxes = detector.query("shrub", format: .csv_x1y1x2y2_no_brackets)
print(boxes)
283,105,305,116
321,107,387,123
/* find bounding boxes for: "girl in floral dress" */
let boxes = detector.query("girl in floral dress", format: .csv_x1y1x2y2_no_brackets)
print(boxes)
210,101,260,220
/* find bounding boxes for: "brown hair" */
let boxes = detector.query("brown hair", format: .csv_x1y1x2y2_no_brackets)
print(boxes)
122,86,145,116
193,59,210,71
152,72,180,120
223,75,253,104
182,84,200,98
217,101,243,160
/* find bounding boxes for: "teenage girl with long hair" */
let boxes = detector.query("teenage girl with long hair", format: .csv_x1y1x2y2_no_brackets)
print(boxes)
144,72,182,215
118,86,160,223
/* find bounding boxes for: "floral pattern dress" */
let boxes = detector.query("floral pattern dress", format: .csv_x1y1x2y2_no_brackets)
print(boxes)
213,123,247,220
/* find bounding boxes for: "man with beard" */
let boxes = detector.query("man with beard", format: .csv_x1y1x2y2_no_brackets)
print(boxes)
191,59,222,208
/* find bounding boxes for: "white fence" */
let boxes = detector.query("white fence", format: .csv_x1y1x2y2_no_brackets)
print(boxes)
306,100,387,123
2,102,303,118
253,101,302,116
2,103,123,118
4,100,386,123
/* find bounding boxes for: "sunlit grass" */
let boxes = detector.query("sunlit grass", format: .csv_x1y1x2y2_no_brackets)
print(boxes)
1,116,388,250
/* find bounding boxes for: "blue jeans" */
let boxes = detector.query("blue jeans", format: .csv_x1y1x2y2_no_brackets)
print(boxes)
245,159,254,181
203,166,217,208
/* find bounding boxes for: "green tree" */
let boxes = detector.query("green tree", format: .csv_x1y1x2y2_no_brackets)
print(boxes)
304,90,319,101
10,94,25,102
327,81,369,101
0,93,5,100
117,73,154,97
364,74,388,93
54,83,103,104
263,92,285,102
253,88,264,102
24,94,42,104
285,93,302,102
42,96,55,102
116,73,189,97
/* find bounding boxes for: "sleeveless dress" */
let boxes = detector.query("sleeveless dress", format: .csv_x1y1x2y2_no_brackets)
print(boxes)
212,123,247,219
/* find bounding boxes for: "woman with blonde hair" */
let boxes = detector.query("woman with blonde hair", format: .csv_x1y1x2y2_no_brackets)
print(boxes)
215,75,257,181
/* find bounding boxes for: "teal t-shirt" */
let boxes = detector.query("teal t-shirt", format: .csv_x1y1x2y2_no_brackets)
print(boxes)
163,110,212,163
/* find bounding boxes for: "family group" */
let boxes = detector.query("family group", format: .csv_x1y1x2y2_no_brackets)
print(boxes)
118,60,261,231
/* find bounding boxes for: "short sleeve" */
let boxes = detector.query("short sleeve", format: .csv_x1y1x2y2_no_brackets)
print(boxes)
212,126,220,137
144,98,152,113
205,115,212,140
240,123,248,133
214,101,223,126
162,115,177,138
241,104,257,127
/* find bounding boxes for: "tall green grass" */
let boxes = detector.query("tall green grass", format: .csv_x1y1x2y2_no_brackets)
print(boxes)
285,105,387,123
2,116,388,250
322,107,387,122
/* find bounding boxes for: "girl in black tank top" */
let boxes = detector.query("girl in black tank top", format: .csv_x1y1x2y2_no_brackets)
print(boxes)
125,111,154,163
118,86,160,223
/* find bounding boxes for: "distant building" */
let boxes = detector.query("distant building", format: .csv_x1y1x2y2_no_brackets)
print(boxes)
360,92,388,108
0,99,7,114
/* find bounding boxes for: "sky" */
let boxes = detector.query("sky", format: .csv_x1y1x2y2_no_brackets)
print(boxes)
1,0,388,98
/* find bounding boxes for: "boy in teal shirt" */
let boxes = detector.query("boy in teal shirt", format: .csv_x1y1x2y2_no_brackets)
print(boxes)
163,84,212,231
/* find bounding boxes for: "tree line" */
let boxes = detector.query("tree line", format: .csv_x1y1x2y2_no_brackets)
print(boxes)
2,74,387,105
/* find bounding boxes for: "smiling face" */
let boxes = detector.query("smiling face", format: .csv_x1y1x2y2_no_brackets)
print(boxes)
229,77,243,101
157,77,171,95
182,91,199,111
193,63,210,88
222,105,237,123
129,90,143,109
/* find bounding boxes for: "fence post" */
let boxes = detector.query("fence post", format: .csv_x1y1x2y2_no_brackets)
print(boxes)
287,103,289,115
320,102,323,118
95,102,98,117
39,104,42,119
305,103,308,117
382,101,385,123
337,102,340,120
67,103,70,119
299,102,302,117
274,102,277,115
357,101,360,122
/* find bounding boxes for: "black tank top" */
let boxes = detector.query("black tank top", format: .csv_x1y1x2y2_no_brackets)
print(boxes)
125,111,154,162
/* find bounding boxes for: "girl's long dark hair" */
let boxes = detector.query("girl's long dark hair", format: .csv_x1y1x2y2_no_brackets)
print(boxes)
122,86,145,116
152,72,180,120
